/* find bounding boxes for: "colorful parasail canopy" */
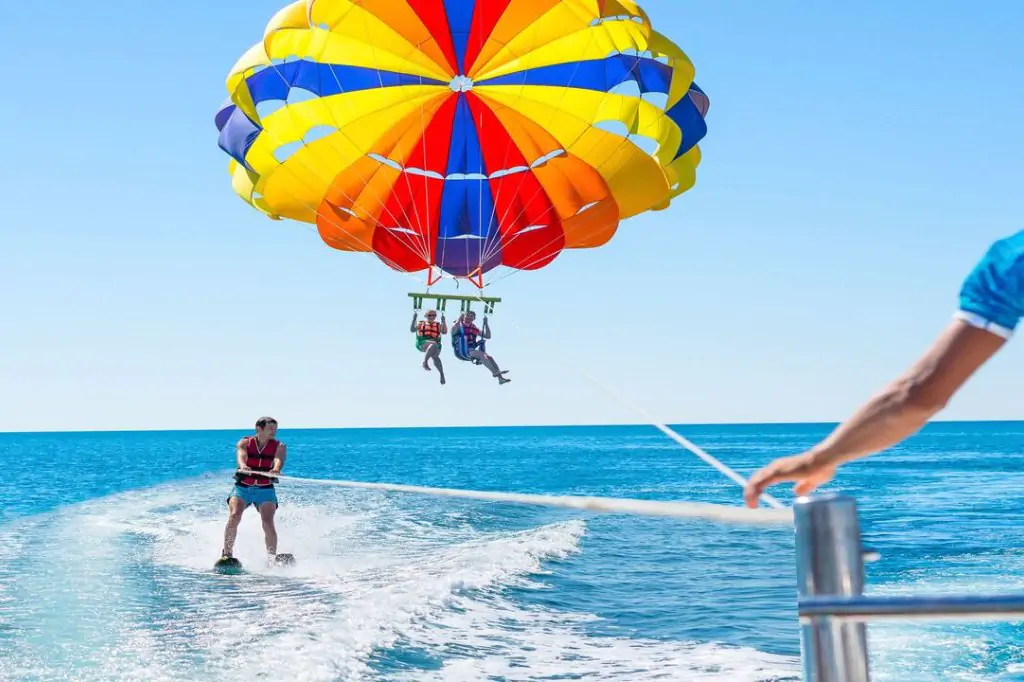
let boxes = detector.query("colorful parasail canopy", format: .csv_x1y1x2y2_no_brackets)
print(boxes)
215,0,710,287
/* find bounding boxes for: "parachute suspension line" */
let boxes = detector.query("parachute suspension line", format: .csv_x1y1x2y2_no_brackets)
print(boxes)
477,24,635,277
263,474,793,526
476,14,603,272
229,75,451,304
351,11,433,267
474,13,696,291
480,96,651,290
234,57,434,282
253,43,435,270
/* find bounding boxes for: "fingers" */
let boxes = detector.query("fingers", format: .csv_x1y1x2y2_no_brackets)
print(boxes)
743,468,790,508
741,450,819,503
742,454,825,508
793,479,821,497
793,466,835,496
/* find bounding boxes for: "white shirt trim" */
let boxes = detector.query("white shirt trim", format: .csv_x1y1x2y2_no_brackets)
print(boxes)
954,310,1014,339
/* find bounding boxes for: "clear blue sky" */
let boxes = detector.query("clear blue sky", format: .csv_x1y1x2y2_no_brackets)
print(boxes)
3,1,1022,432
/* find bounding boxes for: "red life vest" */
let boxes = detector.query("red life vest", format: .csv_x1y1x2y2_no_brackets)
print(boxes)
236,436,278,487
461,322,480,347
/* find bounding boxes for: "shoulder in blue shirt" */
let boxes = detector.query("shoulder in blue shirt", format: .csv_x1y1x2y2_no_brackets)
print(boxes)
956,230,1024,338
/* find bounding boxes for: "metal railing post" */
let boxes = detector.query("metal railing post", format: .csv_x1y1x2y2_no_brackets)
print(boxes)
794,494,871,682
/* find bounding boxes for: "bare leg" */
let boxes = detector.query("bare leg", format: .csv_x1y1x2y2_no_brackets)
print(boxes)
258,502,278,555
431,351,446,385
470,350,510,383
420,343,445,384
222,496,247,556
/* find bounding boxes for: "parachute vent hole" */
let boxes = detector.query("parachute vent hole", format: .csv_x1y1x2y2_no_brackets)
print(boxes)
595,120,630,138
531,149,566,168
405,167,444,180
387,226,420,237
368,152,403,172
609,81,642,99
272,141,304,163
629,134,660,156
303,125,337,144
445,172,488,181
590,14,642,27
642,92,669,110
256,99,286,119
286,87,317,105
515,224,548,236
595,120,661,157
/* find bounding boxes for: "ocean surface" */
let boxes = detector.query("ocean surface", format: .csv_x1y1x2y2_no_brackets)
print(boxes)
1,422,1022,681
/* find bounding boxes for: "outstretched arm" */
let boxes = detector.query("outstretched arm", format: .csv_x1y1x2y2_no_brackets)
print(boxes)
743,319,1007,507
410,313,418,333
744,231,1024,507
481,316,491,339
441,315,448,335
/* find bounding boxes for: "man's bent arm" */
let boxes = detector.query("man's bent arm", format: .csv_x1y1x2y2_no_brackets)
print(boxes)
272,443,287,474
235,438,248,470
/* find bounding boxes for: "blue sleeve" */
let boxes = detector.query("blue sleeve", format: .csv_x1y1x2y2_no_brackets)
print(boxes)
956,230,1024,338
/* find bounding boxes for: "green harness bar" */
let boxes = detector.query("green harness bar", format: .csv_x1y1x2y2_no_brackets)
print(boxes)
409,293,502,315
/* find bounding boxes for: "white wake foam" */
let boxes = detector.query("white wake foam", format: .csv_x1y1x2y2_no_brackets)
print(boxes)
0,478,800,682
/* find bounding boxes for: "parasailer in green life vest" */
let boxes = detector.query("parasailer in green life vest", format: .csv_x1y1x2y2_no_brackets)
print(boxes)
411,309,448,384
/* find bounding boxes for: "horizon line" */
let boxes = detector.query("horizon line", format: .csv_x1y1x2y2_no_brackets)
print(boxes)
2,418,1021,437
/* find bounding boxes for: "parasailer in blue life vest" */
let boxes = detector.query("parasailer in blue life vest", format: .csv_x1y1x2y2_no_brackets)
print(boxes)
744,230,1024,507
452,310,511,385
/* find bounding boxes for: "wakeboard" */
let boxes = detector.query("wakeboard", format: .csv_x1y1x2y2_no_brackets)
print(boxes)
213,556,244,575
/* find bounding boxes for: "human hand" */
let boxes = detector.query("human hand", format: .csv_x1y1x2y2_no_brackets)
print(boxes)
743,452,837,508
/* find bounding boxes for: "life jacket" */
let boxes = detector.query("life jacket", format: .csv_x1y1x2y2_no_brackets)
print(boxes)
418,320,441,340
460,322,480,347
235,437,278,487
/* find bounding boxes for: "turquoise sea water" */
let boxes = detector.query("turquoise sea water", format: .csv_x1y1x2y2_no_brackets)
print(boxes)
1,422,1022,681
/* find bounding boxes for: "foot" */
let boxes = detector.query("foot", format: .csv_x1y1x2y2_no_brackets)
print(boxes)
498,376,511,385
439,374,446,385
492,370,509,378
422,362,431,371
